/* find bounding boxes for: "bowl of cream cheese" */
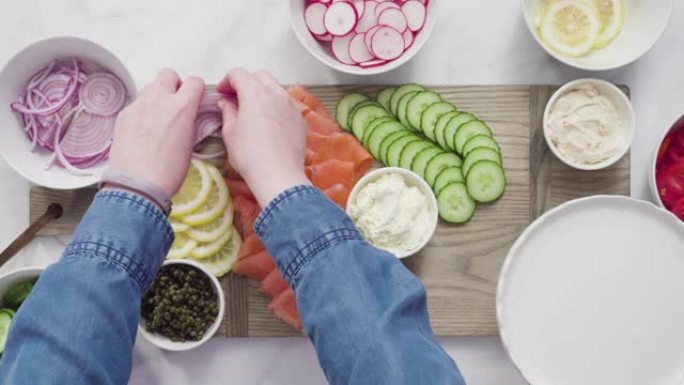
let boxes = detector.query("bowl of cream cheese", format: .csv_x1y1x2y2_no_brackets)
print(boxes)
543,78,635,171
347,167,438,259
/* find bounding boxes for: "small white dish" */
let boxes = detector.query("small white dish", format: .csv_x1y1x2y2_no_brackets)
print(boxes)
543,78,634,171
649,114,684,208
497,196,684,385
522,0,672,71
0,36,137,190
138,259,225,352
289,0,439,76
346,167,438,259
0,267,44,308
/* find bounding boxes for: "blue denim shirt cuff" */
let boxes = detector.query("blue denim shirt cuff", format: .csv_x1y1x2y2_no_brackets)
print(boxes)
65,190,174,293
254,185,364,287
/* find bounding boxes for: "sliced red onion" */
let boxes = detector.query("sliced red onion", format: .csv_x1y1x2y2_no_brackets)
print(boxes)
193,91,224,145
192,148,226,161
79,72,126,116
60,111,114,159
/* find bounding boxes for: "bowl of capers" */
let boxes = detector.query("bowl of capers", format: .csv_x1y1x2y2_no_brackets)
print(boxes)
139,259,225,351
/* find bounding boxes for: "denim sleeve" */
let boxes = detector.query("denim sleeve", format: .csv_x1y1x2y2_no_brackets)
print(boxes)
256,186,465,385
0,190,173,385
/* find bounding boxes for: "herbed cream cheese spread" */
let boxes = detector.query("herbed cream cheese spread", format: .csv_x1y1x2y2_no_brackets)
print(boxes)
547,85,623,165
349,173,431,256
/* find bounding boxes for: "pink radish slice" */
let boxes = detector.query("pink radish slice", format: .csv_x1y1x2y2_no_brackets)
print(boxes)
349,33,375,63
364,25,383,51
354,0,379,33
377,8,408,32
359,59,387,68
375,1,400,15
305,3,328,36
324,1,358,36
315,33,334,42
402,29,414,50
332,34,356,65
333,0,364,17
401,0,426,32
371,26,404,60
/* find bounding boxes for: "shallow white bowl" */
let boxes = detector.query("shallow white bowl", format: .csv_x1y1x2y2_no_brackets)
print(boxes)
0,267,43,308
522,0,672,71
346,167,438,259
138,259,225,352
543,78,634,171
0,36,137,190
649,114,684,208
289,0,439,75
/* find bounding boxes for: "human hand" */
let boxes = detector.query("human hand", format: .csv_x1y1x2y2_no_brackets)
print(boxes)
108,69,205,197
217,68,310,207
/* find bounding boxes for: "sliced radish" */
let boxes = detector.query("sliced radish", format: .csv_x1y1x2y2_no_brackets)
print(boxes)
371,26,404,60
377,8,408,32
355,1,379,33
350,0,365,18
332,34,356,65
402,29,414,50
364,25,383,51
305,2,329,36
375,1,400,15
349,33,375,63
401,0,426,32
324,1,358,36
315,33,334,42
359,59,387,68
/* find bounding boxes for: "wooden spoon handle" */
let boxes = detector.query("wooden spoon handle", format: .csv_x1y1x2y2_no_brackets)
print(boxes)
0,204,63,268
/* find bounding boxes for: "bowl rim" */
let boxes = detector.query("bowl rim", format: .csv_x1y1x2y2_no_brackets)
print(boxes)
288,0,439,76
346,167,438,259
0,266,44,282
138,259,225,351
520,0,673,71
543,78,635,171
649,114,684,208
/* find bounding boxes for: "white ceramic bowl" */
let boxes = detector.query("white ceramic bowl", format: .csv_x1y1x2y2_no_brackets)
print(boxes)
138,259,225,352
543,78,634,171
522,0,672,71
346,167,438,259
0,267,44,308
649,114,684,208
289,0,438,75
0,37,137,190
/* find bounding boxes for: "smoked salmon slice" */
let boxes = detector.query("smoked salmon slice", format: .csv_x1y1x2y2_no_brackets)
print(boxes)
238,233,265,261
306,159,357,190
287,85,334,122
259,269,289,297
311,133,373,176
233,250,276,281
323,184,350,209
233,195,260,238
269,289,302,330
225,178,255,201
304,110,341,136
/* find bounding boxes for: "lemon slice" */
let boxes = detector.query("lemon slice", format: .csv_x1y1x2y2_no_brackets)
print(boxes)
192,227,242,277
167,233,197,260
182,164,230,226
185,209,234,243
190,228,233,260
170,159,213,219
540,1,601,57
592,0,624,48
170,221,190,233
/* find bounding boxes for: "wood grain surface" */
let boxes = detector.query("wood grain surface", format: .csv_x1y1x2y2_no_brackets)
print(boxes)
30,85,630,337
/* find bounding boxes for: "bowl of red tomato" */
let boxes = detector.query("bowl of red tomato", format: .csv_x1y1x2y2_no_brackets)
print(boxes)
651,115,684,221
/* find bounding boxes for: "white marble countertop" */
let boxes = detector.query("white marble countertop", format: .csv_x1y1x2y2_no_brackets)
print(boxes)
0,1,682,384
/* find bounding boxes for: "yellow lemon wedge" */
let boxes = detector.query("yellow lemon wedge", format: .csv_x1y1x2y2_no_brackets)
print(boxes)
170,221,190,233
540,0,601,57
592,0,625,48
190,228,233,260
170,159,213,219
181,164,230,227
167,233,197,260
192,227,242,277
185,210,234,243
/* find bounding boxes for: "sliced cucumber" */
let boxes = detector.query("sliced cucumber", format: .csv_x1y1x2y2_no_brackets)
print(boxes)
462,135,501,158
406,91,442,131
454,120,492,155
420,102,456,142
3,281,34,308
463,147,502,177
389,84,426,116
386,135,421,167
466,161,507,203
350,104,390,141
398,141,434,170
348,100,379,128
367,121,406,160
0,310,12,354
437,183,477,224
376,87,397,112
434,111,460,150
336,93,370,131
444,112,477,152
397,91,420,131
411,147,443,179
433,167,465,196
424,152,463,187
379,131,412,165
362,116,394,146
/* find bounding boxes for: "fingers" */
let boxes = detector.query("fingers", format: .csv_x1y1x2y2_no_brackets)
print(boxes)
254,70,285,95
154,68,182,93
176,76,205,107
217,68,255,95
217,96,239,134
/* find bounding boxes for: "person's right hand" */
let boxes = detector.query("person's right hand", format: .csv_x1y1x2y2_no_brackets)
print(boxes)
217,68,311,208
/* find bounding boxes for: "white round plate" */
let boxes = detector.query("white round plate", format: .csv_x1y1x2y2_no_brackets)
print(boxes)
498,196,684,385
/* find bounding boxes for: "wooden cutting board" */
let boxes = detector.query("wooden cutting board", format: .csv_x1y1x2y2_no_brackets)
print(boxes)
29,85,630,337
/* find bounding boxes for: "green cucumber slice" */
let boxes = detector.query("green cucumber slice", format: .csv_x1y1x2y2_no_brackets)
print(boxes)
379,131,412,165
387,135,421,167
3,281,34,308
397,91,420,131
389,84,426,116
435,111,460,150
437,183,477,224
411,147,444,179
462,135,501,158
348,101,379,129
336,93,370,131
350,104,390,141
376,87,397,112
367,121,406,160
362,116,394,146
466,161,507,203
463,147,502,177
444,112,477,152
398,141,434,170
0,310,13,354
420,102,457,142
454,120,492,155
424,153,463,187
433,167,465,196
406,91,442,131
